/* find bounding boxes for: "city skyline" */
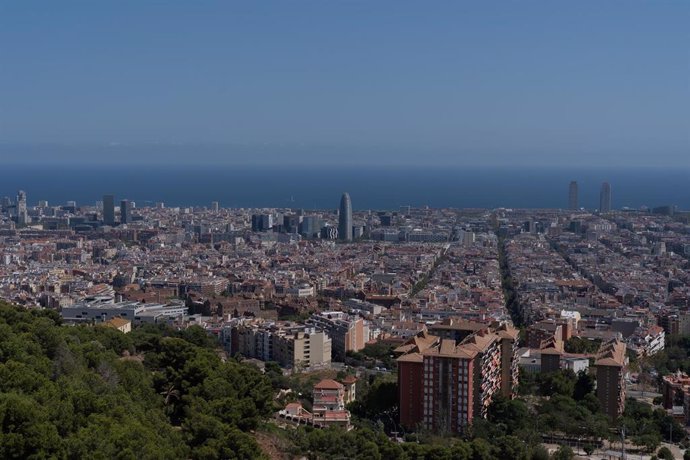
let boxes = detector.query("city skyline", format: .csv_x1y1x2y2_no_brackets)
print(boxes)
2,2,689,458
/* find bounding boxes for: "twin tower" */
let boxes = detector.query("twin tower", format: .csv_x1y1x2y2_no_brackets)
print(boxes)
569,181,612,213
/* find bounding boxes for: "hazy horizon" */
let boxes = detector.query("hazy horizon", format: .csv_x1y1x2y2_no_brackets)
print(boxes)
1,142,689,169
1,1,688,168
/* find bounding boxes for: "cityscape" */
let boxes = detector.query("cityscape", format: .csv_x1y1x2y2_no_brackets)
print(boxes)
1,1,688,459
1,181,690,458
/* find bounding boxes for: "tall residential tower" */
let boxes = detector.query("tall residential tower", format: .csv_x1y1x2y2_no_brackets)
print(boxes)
120,200,132,224
600,182,612,213
338,193,352,241
568,181,578,210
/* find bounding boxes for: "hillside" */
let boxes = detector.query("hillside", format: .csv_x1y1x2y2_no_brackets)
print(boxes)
0,303,273,459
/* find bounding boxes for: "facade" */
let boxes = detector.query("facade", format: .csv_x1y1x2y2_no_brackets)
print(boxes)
16,190,28,226
594,339,627,419
312,379,351,429
229,320,332,369
659,311,690,336
273,330,332,369
103,317,132,333
662,372,690,425
61,300,187,324
120,199,132,224
338,192,353,241
600,182,612,213
299,216,320,237
396,323,519,433
568,181,578,210
103,194,115,225
310,311,367,360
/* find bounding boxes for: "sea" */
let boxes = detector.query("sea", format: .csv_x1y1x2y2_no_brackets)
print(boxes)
1,165,689,211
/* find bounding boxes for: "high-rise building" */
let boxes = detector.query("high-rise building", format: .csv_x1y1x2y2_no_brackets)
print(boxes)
338,193,352,241
103,195,115,225
211,201,219,212
568,181,578,210
120,200,132,224
600,182,612,213
594,339,627,419
396,321,519,433
16,190,28,226
299,216,320,237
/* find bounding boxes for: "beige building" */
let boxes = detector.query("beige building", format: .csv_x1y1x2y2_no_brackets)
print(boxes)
273,330,332,369
103,317,131,333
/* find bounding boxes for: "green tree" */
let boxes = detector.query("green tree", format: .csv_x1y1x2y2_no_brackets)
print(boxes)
551,445,574,460
573,370,595,401
487,395,530,435
658,446,675,460
529,444,550,460
539,370,576,397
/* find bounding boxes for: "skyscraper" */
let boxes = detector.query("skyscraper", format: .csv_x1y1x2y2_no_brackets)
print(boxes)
338,193,352,241
103,194,115,225
16,190,28,226
120,199,132,224
600,182,612,213
568,181,578,210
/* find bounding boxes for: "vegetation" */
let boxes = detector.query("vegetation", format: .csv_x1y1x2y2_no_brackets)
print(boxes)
648,335,690,376
3,300,687,459
346,341,397,370
563,337,601,354
0,302,272,459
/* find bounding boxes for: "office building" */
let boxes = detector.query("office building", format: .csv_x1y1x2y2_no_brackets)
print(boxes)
338,193,353,241
211,201,219,212
103,194,115,225
594,339,627,419
120,200,132,224
16,190,28,226
61,300,187,324
283,214,299,233
299,216,320,237
600,182,612,213
568,181,578,210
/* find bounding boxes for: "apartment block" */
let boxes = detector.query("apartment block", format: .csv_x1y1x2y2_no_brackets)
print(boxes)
228,319,331,369
396,322,518,433
310,311,368,360
594,339,628,420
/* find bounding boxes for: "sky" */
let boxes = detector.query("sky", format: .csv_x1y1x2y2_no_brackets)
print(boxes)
0,1,688,167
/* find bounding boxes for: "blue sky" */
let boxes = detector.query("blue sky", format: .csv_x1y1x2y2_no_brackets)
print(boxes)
0,1,688,167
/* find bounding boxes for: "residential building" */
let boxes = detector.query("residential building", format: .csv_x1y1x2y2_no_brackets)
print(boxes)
310,311,367,360
594,339,627,420
120,199,132,224
396,323,518,433
312,379,351,430
600,182,612,213
662,372,690,425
